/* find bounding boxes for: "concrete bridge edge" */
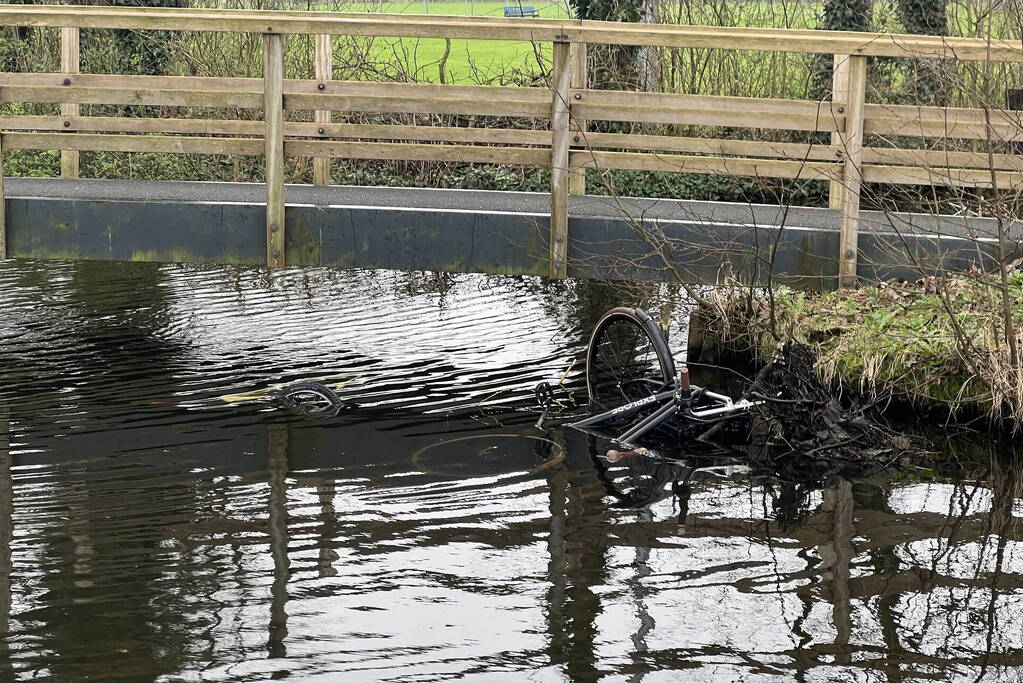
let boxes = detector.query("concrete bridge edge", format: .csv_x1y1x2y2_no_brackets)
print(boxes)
3,178,1015,291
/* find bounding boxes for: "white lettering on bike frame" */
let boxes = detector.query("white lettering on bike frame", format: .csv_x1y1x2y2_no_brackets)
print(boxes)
610,394,658,415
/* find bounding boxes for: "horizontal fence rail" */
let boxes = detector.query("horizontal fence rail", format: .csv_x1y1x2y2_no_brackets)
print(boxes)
0,5,1020,282
3,5,1023,61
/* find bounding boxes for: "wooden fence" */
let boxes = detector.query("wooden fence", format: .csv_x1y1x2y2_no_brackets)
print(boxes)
0,5,1021,283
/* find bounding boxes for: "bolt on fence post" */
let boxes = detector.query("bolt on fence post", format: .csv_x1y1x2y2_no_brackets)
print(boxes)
313,33,332,186
263,33,285,270
60,27,80,179
837,55,867,289
549,40,572,280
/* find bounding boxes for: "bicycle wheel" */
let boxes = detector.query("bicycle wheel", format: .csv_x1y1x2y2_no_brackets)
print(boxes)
586,307,676,411
275,381,343,416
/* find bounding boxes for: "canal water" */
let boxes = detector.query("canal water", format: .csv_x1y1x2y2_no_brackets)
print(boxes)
1,259,1021,682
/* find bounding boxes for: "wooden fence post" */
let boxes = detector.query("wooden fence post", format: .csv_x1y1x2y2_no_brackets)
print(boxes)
837,55,867,288
60,27,80,179
549,40,572,280
568,42,586,197
263,33,285,269
0,129,5,260
313,34,332,186
828,53,848,210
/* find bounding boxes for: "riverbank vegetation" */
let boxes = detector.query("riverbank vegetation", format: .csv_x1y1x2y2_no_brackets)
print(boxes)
698,272,1023,430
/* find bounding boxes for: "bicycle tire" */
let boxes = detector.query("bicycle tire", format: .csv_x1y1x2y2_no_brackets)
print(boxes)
586,307,677,412
275,381,343,415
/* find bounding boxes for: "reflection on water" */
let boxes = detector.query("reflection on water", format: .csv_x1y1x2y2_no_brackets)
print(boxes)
1,260,1022,681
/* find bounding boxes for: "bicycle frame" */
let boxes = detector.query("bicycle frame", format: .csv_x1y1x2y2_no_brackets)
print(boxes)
570,385,759,449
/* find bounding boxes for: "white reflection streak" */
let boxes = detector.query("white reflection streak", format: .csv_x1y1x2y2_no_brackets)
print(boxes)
628,507,655,683
0,405,11,669
267,423,290,660
819,481,854,664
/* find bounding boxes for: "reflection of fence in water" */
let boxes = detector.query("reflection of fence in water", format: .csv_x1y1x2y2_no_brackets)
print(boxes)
0,5,1020,281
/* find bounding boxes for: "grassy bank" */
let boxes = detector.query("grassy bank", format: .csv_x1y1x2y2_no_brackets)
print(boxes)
703,274,1023,429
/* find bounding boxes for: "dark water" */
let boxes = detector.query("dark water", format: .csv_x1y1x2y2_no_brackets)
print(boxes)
1,260,1022,682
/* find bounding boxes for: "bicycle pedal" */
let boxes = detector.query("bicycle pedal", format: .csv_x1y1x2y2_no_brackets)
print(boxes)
534,382,555,406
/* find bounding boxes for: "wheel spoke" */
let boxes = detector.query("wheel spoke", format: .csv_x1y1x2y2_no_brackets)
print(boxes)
587,309,672,414
277,382,343,416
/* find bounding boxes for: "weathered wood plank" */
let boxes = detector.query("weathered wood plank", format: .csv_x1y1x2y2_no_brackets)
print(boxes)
862,147,1023,172
550,41,571,280
284,93,549,117
286,80,549,102
0,85,264,109
6,71,1019,142
863,164,1023,188
0,115,265,136
866,103,1023,141
568,42,587,196
0,71,546,103
2,131,263,154
573,149,839,180
0,116,554,147
573,88,840,115
21,83,996,135
583,132,840,160
9,115,1020,173
838,55,866,288
60,27,79,179
0,71,262,93
264,33,285,270
829,53,848,210
313,33,332,185
0,6,1020,61
574,102,842,132
285,140,549,165
578,133,1023,173
9,130,1014,188
0,125,5,260
289,122,551,145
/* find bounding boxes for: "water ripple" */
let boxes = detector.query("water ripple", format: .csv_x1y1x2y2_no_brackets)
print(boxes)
2,259,1023,682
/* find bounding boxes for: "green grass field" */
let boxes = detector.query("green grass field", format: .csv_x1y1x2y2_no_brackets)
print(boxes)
338,1,570,20
359,34,551,83
311,0,1023,86
327,2,570,82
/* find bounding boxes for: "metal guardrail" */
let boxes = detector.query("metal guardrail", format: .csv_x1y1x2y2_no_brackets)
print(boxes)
0,5,1020,282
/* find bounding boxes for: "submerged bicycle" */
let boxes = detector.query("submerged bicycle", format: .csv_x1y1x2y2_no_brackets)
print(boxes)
569,307,759,449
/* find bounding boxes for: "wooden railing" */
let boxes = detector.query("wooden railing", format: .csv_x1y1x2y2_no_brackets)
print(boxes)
0,5,1021,282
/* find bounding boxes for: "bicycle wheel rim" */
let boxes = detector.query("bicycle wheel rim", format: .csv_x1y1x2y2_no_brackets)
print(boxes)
285,389,333,407
278,382,341,414
586,307,675,412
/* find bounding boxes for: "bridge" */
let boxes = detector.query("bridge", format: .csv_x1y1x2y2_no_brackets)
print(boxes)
0,5,1020,287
